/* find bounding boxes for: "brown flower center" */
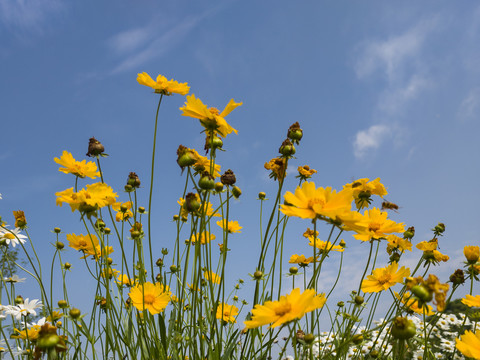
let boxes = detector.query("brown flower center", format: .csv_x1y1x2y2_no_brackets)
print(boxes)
275,303,292,316
144,294,156,305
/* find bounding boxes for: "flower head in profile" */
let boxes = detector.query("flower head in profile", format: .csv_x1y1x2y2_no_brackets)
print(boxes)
456,330,480,359
4,298,43,320
297,165,317,181
386,234,412,255
112,201,133,222
180,94,242,137
67,233,99,258
187,231,216,245
352,208,405,242
0,227,27,247
13,210,27,229
361,262,410,293
129,282,170,315
395,291,435,316
289,254,316,267
137,72,190,95
56,182,118,214
54,151,100,179
216,219,242,233
464,246,480,263
204,271,221,284
117,274,136,287
190,149,221,178
343,178,387,209
462,295,480,308
4,275,26,283
307,237,344,253
244,288,326,329
416,239,449,264
280,182,353,221
216,303,239,323
264,157,287,181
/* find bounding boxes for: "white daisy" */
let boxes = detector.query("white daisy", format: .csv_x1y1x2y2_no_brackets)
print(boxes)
4,274,26,283
0,227,27,247
4,298,43,320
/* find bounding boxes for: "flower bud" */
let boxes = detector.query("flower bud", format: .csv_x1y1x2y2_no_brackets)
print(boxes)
156,273,162,282
433,223,446,235
177,145,197,168
69,307,81,319
205,135,223,150
304,333,315,344
258,192,266,200
64,262,71,270
337,301,344,307
279,139,296,156
389,253,401,263
391,316,416,340
162,248,169,255
55,241,64,250
104,227,111,235
170,265,178,273
95,219,105,230
199,172,215,190
156,258,164,267
13,210,27,229
233,295,239,301
138,206,145,213
54,227,61,233
214,182,224,192
86,137,105,157
124,184,133,192
232,186,242,199
339,239,346,248
354,296,364,305
15,295,24,304
173,214,179,221
221,169,236,186
253,270,263,280
449,269,465,285
184,193,201,212
352,334,363,344
404,226,415,239
287,122,303,144
36,329,60,349
464,246,480,264
411,285,433,303
106,257,113,265
289,267,298,274
127,172,141,188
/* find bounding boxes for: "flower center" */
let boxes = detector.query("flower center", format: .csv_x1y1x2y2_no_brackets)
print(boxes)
4,233,15,240
208,107,219,115
377,274,392,285
275,303,292,316
368,223,381,233
144,294,155,305
308,198,325,210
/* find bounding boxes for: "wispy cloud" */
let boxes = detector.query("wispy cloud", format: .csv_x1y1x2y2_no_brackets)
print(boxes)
353,124,391,159
0,0,64,33
352,17,439,159
457,87,480,122
110,12,210,74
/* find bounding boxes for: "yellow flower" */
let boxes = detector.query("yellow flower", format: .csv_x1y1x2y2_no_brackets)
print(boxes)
280,182,353,220
54,151,100,179
56,183,117,213
12,210,27,228
67,233,99,258
101,268,120,280
216,219,242,233
12,325,40,340
386,234,412,254
264,157,287,180
117,274,136,287
129,282,170,315
462,295,480,307
343,178,387,209
187,231,216,245
46,311,63,322
289,254,316,266
361,262,410,293
456,330,480,359
395,291,434,316
204,271,221,284
352,208,405,242
417,239,449,263
180,94,242,137
297,165,317,178
191,149,221,178
307,237,344,253
216,303,239,323
112,201,133,222
137,72,190,95
244,288,326,329
465,246,480,263
93,245,114,260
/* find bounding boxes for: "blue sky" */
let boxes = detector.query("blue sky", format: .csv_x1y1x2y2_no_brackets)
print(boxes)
1,0,480,317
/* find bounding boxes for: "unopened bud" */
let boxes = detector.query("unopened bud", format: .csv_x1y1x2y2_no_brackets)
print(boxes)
214,182,224,192
354,296,364,305
287,122,303,144
69,308,81,319
258,192,266,200
232,186,242,198
54,227,61,233
127,172,141,188
253,271,263,280
279,139,296,156
289,267,298,274
86,137,105,157
221,169,236,186
199,172,215,190
55,241,64,250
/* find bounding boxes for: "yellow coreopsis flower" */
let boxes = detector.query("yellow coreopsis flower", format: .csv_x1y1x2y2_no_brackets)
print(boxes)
361,262,410,293
464,246,480,263
187,231,216,245
280,182,353,221
204,271,221,284
307,237,344,253
244,288,326,329
216,219,242,233
129,282,171,315
343,178,387,209
117,274,136,287
12,210,27,229
462,295,480,307
180,94,242,137
297,165,317,178
54,151,100,179
56,183,118,213
395,291,435,316
137,72,190,95
352,208,405,242
456,330,480,359
386,234,412,254
265,157,287,181
289,254,316,266
216,303,239,323
67,233,99,258
12,325,41,340
191,149,221,178
112,201,133,222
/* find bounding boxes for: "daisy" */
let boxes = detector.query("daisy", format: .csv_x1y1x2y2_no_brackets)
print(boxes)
4,298,43,320
4,275,26,283
0,227,27,247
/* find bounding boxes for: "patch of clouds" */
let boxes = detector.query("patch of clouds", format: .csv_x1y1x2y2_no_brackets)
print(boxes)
108,26,153,55
353,124,391,159
353,17,439,159
456,88,480,122
0,0,64,34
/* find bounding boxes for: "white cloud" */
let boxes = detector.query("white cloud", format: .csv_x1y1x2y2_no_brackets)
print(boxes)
353,124,391,159
108,27,152,55
378,75,429,115
457,88,480,122
0,0,63,33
